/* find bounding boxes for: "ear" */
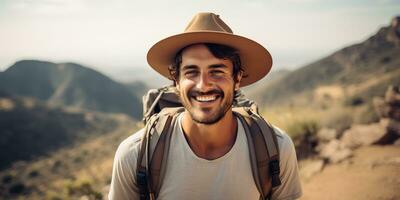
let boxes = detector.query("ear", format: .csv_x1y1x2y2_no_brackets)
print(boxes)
175,79,180,91
234,71,243,91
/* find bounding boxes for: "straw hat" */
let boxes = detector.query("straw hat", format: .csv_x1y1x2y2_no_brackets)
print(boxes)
147,12,272,87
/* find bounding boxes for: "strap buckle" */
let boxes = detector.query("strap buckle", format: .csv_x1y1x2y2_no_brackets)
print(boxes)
137,171,149,200
269,160,281,187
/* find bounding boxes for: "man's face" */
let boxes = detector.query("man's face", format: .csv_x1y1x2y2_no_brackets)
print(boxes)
176,44,241,125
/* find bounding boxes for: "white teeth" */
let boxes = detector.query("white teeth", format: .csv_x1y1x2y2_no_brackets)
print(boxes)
195,95,217,102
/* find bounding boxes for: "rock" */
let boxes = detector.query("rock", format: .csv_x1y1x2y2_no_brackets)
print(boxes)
341,122,399,149
300,159,325,180
388,16,400,46
380,118,400,136
373,86,400,120
329,148,352,163
385,85,400,120
319,139,352,163
373,97,400,120
389,105,400,121
384,85,400,104
317,128,339,142
394,138,400,146
319,139,341,156
373,97,390,118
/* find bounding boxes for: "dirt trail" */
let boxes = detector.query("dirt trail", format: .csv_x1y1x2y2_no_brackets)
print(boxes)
300,145,400,200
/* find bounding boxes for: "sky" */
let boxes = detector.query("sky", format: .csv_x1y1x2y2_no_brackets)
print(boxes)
0,0,399,82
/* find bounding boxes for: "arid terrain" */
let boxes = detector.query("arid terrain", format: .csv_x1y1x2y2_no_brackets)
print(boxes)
300,145,400,200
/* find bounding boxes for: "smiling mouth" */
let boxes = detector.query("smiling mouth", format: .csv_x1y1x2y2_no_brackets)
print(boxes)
193,94,220,102
188,89,224,104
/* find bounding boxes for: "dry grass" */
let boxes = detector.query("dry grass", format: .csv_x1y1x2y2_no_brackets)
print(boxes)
314,85,345,102
261,99,374,137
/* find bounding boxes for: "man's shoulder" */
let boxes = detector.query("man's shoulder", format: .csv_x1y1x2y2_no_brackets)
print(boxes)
114,128,145,165
270,126,297,158
272,126,294,148
270,126,303,199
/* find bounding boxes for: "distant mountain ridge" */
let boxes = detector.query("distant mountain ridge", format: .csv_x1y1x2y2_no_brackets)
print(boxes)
254,16,400,106
0,93,125,170
0,60,142,119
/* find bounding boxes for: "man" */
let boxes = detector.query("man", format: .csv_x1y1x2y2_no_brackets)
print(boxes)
109,12,302,200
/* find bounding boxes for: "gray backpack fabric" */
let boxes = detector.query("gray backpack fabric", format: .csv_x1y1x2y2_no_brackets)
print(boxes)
142,86,182,124
137,85,281,200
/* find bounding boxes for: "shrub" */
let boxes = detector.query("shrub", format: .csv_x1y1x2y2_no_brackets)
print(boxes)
2,173,14,184
344,96,364,106
28,169,40,178
287,120,320,160
286,119,319,138
9,182,25,194
64,179,102,200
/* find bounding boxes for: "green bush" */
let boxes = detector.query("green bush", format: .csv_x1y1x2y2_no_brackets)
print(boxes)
28,169,40,178
9,182,25,194
2,173,14,184
286,119,319,138
344,96,364,106
286,120,320,160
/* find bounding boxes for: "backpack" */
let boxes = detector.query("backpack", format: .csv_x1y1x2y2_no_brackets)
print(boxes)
136,85,281,200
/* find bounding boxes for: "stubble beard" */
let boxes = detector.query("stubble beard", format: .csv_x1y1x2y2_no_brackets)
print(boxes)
181,89,234,125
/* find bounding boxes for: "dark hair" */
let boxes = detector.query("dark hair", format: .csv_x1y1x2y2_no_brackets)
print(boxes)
168,43,243,83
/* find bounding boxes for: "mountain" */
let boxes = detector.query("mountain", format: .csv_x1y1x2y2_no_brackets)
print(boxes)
244,69,291,102
253,16,400,107
0,60,142,119
108,67,171,88
0,92,128,170
123,80,149,100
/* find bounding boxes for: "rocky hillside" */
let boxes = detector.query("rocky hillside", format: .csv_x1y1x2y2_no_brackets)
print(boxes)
0,60,143,119
253,16,400,107
297,85,400,200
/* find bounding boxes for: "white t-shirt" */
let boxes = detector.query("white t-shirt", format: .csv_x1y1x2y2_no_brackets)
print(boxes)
109,113,302,200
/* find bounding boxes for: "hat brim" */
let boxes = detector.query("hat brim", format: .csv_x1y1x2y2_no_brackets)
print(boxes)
147,31,272,87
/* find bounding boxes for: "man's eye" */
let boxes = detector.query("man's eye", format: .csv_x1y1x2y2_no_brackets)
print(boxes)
185,71,198,76
211,70,225,76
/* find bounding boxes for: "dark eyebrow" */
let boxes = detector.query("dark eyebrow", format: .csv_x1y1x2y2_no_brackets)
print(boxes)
181,65,198,71
209,64,228,69
181,63,228,71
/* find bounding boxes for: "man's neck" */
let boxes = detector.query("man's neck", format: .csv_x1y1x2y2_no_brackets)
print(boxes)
181,110,238,160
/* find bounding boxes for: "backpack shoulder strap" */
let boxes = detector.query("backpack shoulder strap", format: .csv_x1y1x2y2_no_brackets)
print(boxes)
233,107,281,200
136,107,183,200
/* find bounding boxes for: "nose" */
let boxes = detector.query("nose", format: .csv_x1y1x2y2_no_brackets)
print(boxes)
196,72,213,92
